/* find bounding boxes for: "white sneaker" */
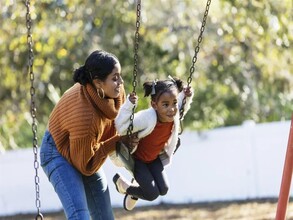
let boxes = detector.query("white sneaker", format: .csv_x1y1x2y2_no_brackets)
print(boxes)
123,194,138,211
113,173,131,194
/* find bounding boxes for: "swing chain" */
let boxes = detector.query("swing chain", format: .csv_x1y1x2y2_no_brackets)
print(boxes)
25,1,43,219
131,0,141,95
179,0,211,122
126,0,141,149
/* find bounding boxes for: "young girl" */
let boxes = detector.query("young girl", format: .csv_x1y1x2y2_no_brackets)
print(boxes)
112,76,194,211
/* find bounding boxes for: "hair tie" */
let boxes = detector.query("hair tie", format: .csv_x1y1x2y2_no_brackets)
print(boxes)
84,66,94,80
89,71,94,80
151,80,157,95
168,75,176,83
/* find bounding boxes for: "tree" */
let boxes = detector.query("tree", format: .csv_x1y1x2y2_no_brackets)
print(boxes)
0,0,292,150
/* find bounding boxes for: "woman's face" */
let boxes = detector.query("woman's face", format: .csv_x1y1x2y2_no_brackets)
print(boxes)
94,63,124,98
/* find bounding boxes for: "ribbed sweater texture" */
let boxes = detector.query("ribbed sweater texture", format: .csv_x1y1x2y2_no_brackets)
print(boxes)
48,83,125,176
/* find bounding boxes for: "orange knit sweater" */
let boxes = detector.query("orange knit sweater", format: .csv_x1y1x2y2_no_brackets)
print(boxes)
48,83,125,176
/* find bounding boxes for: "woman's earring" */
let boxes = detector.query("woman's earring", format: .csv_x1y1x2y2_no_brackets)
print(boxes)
97,88,105,99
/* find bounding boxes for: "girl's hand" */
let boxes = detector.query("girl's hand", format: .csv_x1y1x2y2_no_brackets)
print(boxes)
129,92,138,104
183,86,193,97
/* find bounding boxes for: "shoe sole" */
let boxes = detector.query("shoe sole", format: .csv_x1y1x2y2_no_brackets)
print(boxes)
113,173,121,193
123,178,138,211
123,194,138,211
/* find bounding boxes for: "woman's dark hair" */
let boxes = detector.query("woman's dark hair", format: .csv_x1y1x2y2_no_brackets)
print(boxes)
73,50,119,85
143,77,184,101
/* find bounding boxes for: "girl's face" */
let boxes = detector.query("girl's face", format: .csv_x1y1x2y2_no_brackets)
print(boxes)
151,89,179,123
94,63,124,98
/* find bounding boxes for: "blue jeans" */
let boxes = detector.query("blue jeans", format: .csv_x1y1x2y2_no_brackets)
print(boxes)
40,130,114,220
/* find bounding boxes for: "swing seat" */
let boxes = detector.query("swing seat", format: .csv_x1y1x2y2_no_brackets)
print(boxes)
114,141,135,173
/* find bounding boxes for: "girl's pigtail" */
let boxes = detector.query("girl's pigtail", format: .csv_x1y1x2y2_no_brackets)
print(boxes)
168,75,183,92
143,82,153,97
174,78,184,92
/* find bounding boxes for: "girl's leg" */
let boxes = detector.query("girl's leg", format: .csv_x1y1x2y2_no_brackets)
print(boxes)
83,168,114,220
40,131,90,220
148,157,169,196
127,159,160,201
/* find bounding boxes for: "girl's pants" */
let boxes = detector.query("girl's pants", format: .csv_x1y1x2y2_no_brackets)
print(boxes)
127,157,169,201
40,130,114,220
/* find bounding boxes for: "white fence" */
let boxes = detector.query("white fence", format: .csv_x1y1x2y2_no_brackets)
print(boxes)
0,120,291,216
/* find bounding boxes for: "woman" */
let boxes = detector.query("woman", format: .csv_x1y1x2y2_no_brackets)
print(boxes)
40,50,137,220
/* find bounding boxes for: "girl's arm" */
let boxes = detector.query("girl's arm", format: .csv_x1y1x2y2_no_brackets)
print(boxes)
115,95,137,135
115,94,156,138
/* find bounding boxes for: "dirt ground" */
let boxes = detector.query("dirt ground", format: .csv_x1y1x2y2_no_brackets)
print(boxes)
1,199,293,220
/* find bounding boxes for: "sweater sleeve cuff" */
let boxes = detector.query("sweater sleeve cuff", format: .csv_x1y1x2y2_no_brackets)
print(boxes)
100,134,121,155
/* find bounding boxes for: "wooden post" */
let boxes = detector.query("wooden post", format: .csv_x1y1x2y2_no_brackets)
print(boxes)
276,115,293,220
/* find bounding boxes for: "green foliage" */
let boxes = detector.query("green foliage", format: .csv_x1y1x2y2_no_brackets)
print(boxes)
0,0,292,150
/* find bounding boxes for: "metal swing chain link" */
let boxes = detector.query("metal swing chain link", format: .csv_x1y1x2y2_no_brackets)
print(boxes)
25,1,43,219
126,0,141,150
179,0,211,125
131,0,141,95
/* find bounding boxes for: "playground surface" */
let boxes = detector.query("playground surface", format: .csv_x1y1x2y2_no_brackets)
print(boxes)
1,198,293,220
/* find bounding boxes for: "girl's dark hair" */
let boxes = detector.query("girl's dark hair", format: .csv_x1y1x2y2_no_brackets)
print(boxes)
143,77,184,101
73,50,119,85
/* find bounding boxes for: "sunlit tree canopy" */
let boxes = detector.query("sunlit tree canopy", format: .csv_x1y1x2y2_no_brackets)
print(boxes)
0,0,292,151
